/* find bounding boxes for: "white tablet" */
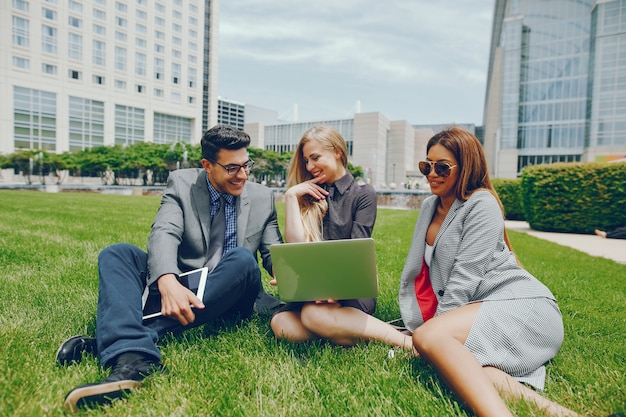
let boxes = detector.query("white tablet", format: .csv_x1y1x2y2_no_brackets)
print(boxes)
141,267,209,320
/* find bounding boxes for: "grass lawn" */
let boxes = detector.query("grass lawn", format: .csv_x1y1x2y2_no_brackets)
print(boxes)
0,190,624,417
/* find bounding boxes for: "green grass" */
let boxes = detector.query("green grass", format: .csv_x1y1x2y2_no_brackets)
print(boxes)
0,190,624,416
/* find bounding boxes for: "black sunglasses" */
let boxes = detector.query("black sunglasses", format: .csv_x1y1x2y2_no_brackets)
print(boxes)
418,161,457,178
212,159,255,176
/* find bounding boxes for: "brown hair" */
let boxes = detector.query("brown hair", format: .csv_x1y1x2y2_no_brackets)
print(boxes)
427,127,517,256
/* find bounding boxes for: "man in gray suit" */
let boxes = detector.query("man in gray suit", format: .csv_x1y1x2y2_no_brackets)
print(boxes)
57,125,284,412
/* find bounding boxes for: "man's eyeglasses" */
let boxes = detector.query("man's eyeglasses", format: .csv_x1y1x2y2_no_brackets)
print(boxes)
418,161,457,178
212,159,255,176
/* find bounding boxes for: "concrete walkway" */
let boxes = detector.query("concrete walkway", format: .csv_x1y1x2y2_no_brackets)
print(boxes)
505,220,626,265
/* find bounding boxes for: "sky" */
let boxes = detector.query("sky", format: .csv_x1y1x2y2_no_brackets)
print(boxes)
217,1,495,126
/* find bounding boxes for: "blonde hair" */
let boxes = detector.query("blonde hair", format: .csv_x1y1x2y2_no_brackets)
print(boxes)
286,126,348,242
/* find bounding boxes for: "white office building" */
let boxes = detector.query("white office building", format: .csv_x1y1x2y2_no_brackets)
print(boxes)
1,0,218,154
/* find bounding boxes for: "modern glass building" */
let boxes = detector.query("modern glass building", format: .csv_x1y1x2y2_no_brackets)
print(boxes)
483,0,626,178
1,0,218,154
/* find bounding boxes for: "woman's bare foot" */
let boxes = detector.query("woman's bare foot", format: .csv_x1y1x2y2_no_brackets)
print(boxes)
595,229,607,238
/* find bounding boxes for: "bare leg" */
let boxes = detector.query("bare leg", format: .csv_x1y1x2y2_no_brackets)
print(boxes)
412,303,513,417
270,310,318,342
483,367,580,417
594,229,607,238
413,303,580,417
300,303,413,350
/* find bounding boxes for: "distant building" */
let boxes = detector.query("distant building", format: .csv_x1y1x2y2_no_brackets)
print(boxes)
1,0,218,154
483,0,626,178
246,114,477,189
217,97,245,131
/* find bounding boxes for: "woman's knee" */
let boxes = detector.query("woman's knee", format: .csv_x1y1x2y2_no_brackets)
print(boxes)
271,312,308,342
411,322,444,355
300,304,338,336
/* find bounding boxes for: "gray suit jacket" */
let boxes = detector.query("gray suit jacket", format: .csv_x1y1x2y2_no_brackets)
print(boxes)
398,190,555,332
146,168,282,286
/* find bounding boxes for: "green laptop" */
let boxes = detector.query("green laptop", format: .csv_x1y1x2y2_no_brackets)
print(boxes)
270,238,379,302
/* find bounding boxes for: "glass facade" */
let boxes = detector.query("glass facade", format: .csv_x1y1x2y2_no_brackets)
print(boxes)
69,97,105,151
153,113,192,144
488,0,626,175
264,119,354,156
13,87,57,151
115,105,145,146
587,0,626,147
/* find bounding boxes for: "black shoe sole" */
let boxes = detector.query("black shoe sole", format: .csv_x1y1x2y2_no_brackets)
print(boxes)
64,379,142,412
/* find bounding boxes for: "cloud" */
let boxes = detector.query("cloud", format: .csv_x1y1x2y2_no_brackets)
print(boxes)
218,1,494,123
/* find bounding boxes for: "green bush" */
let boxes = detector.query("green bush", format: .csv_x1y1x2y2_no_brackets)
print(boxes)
520,162,626,233
492,178,524,220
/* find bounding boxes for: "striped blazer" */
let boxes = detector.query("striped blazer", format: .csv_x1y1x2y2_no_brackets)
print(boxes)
398,190,556,332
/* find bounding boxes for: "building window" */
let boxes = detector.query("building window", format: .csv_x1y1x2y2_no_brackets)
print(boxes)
93,24,106,36
155,3,165,13
188,29,197,39
115,46,126,71
135,52,146,76
154,58,164,80
116,16,127,28
12,56,30,70
93,75,105,85
68,32,82,60
115,80,126,89
188,41,197,51
12,16,29,47
115,105,145,146
172,36,181,46
155,44,164,53
93,8,105,21
155,16,165,27
13,86,57,151
136,84,145,93
68,16,82,28
153,113,192,144
171,92,181,102
42,7,57,20
42,63,57,75
68,0,82,12
115,31,127,42
69,69,81,80
69,96,105,151
154,88,164,97
136,38,146,48
155,30,165,40
173,10,182,20
42,25,57,54
13,0,29,12
189,16,197,26
136,10,147,20
188,67,196,88
172,49,181,59
115,1,127,12
188,54,197,64
171,63,181,84
188,96,195,104
172,23,182,33
189,3,197,13
136,23,147,34
93,40,105,66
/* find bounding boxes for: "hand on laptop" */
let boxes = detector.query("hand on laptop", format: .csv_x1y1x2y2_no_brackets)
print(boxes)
314,299,338,304
157,273,205,326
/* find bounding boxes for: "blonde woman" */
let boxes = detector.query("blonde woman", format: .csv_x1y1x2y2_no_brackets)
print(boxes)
270,125,412,350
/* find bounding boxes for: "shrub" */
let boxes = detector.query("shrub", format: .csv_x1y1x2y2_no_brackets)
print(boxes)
492,178,524,220
520,162,626,233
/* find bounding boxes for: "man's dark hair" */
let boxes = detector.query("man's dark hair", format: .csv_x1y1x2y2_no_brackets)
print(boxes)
201,125,251,161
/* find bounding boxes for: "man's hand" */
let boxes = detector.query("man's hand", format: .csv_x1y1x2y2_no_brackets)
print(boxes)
157,273,205,326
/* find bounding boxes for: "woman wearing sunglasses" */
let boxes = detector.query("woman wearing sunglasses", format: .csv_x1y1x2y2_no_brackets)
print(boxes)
399,127,582,416
270,125,413,350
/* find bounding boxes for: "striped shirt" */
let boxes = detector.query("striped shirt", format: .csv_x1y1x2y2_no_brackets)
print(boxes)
206,175,237,255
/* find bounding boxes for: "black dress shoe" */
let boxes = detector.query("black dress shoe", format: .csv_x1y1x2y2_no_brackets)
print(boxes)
63,352,162,412
56,336,97,366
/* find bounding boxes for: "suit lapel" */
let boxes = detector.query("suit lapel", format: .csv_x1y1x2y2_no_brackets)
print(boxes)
191,171,212,251
433,198,463,247
236,186,250,247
